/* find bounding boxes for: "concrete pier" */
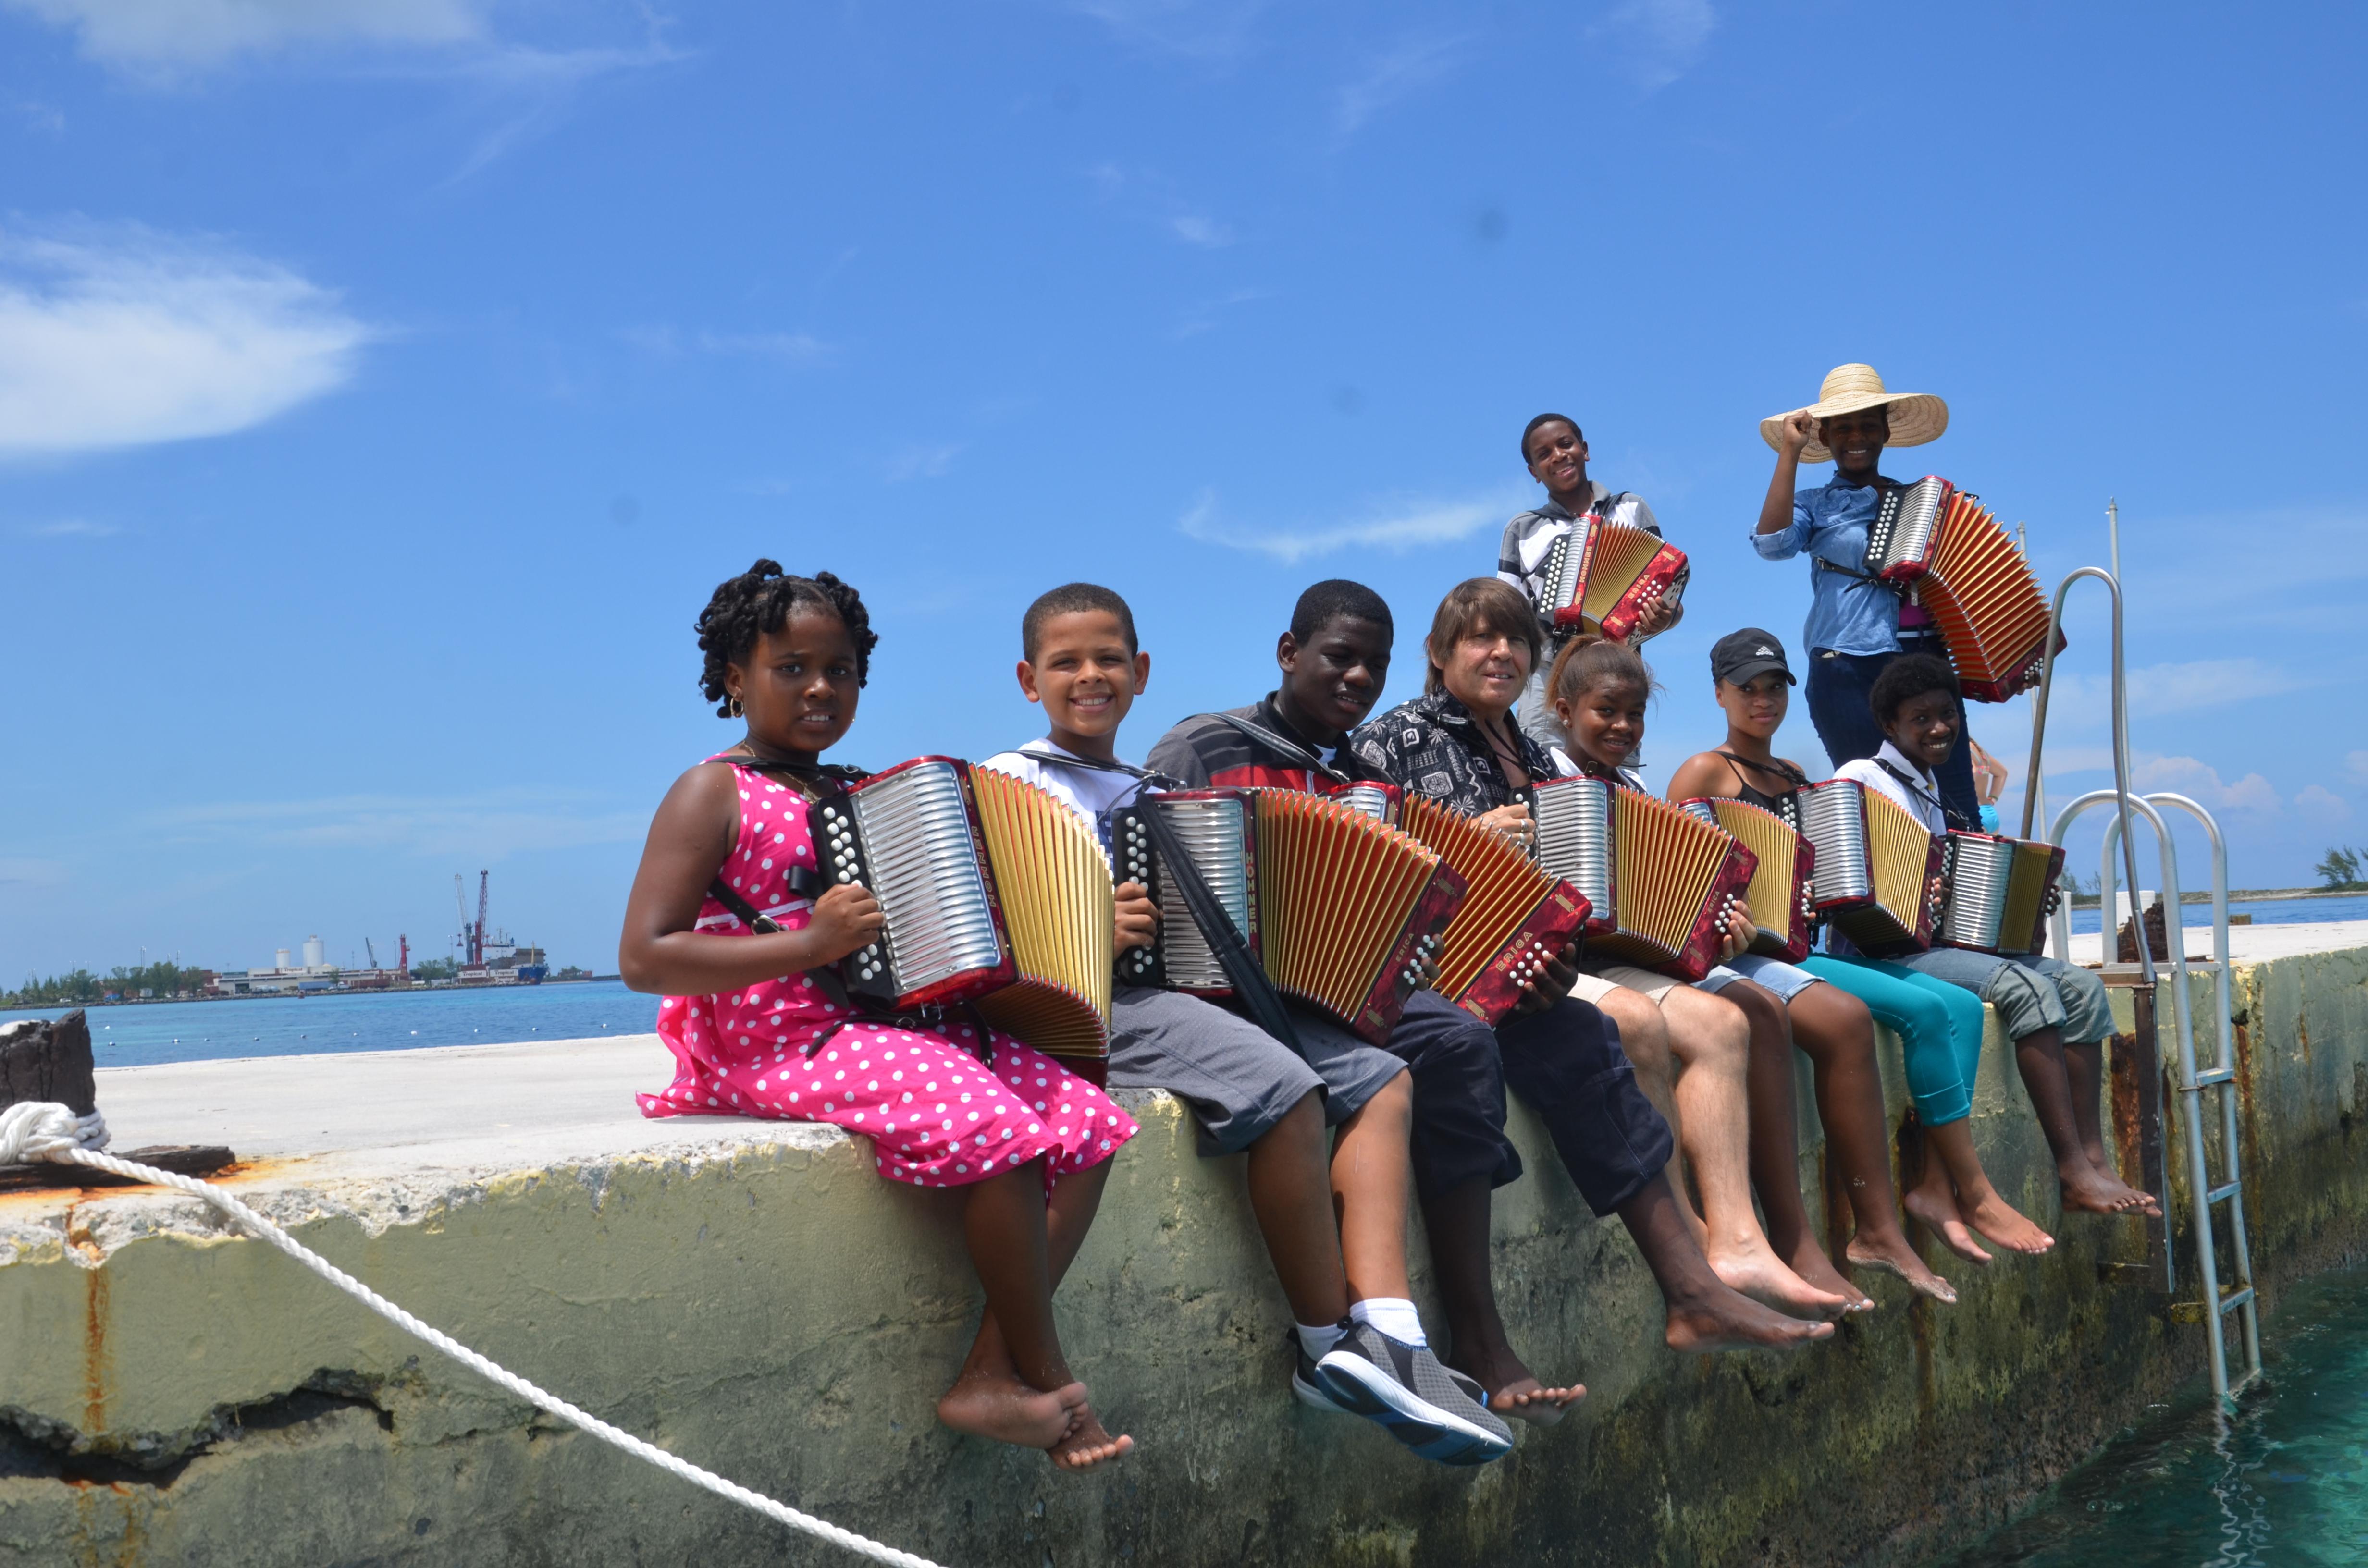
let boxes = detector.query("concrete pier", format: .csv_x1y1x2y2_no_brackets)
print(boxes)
3,936,2365,1567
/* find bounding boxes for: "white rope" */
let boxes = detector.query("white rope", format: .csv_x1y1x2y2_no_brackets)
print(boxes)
2,1103,950,1568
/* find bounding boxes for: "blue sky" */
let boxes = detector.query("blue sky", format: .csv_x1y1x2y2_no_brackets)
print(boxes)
1,0,2363,977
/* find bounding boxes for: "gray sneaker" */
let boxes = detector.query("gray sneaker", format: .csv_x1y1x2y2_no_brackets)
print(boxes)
1313,1323,1514,1465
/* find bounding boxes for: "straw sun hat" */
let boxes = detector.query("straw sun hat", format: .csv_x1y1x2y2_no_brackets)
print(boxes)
1759,363,1949,463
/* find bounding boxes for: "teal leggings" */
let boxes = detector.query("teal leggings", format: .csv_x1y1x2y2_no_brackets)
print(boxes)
1800,954,1988,1127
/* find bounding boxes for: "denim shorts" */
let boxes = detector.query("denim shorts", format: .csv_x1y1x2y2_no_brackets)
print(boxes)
1699,953,1824,1003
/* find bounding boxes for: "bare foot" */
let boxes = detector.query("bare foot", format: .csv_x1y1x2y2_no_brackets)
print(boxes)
1902,1184,1996,1266
1958,1184,2054,1255
1444,1342,1584,1427
1048,1403,1133,1471
1492,1377,1587,1427
1845,1231,1958,1306
1708,1239,1857,1321
1781,1235,1876,1315
1663,1285,1836,1354
2060,1162,2161,1217
937,1374,1089,1450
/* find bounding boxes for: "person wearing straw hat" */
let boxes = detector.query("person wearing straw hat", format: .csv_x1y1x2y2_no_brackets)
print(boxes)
1750,363,1982,824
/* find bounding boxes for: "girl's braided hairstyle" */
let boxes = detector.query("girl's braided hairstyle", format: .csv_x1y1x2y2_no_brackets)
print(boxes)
695,560,878,716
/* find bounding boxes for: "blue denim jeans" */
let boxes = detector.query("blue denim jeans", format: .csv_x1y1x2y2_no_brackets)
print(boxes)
1804,639,1982,826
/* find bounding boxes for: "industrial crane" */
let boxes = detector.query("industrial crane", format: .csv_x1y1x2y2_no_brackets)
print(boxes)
452,871,491,967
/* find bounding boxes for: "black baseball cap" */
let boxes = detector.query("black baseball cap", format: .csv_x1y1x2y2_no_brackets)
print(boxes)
1711,628,1795,687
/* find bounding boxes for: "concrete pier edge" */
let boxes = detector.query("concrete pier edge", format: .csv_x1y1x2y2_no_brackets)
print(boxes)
2,941,2363,1567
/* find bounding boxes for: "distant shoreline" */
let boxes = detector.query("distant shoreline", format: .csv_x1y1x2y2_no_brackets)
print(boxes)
2067,886,2362,909
2,976,624,1014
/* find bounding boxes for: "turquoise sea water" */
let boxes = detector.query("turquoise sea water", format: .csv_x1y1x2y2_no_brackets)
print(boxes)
1930,1262,2368,1567
0,980,662,1068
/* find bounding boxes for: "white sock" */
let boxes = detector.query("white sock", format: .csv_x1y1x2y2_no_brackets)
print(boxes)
1295,1320,1347,1360
1349,1297,1426,1348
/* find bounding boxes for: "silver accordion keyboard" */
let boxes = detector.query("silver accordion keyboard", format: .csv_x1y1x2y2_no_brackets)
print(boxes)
826,759,1003,998
1533,775,1615,914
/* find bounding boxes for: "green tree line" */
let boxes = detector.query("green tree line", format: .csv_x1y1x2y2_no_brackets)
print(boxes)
2318,846,2368,892
5,961,211,1007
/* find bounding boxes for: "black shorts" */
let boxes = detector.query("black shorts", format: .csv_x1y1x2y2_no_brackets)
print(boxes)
1383,991,1672,1217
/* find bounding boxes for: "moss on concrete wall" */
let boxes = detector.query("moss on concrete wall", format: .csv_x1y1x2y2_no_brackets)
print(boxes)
2,945,2363,1568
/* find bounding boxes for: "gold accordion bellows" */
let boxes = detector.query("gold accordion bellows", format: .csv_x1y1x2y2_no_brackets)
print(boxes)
1533,777,1754,981
812,757,1113,1077
968,766,1117,1066
1935,831,2065,957
1396,795,1594,1025
1113,788,1460,1045
1795,779,1944,954
1540,519,1692,643
1677,796,1815,962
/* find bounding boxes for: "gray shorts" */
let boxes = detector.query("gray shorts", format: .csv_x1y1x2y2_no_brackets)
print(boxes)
1889,948,2113,1044
1105,985,1408,1157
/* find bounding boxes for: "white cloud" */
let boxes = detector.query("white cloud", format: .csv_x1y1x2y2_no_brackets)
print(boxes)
2128,754,2281,813
1168,214,1234,248
18,517,121,537
0,225,369,459
2346,750,2368,788
2041,657,2315,727
2295,784,2352,824
0,858,69,887
1333,33,1467,136
148,791,641,859
620,325,831,364
886,443,962,483
1589,0,1716,91
1172,286,1270,339
4,0,484,73
1067,0,1264,61
1180,488,1518,565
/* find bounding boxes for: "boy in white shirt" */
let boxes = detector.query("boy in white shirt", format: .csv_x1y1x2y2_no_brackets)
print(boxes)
983,583,1519,1465
1836,655,2158,1221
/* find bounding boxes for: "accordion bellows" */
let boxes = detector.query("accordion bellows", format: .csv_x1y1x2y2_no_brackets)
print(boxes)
1533,777,1755,982
814,757,1113,1072
1678,796,1815,963
1396,796,1594,1025
1916,501,2062,703
1936,831,2064,957
1541,519,1691,643
1115,788,1461,1045
1795,779,1944,954
968,767,1118,1060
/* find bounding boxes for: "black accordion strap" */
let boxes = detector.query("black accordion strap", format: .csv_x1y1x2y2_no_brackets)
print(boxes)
1133,794,1306,1061
1873,757,1974,832
1198,713,1355,787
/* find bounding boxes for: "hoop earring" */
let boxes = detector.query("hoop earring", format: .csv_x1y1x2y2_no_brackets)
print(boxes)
727,696,744,718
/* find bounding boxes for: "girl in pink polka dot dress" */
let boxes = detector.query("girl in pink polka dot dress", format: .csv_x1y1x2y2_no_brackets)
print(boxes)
619,561,1136,1472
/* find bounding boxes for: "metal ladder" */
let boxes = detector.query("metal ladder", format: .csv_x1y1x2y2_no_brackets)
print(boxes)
2022,567,2263,1406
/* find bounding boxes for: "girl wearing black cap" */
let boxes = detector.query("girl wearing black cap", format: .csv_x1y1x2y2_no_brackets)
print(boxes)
1667,631,2055,1267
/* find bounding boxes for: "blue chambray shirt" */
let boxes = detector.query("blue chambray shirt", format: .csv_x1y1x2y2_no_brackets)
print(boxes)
1750,473,1913,657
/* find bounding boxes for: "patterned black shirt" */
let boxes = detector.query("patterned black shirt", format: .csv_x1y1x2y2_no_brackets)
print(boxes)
1348,689,1555,818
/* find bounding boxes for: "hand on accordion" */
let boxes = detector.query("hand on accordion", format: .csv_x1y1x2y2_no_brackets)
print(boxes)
1718,900,1757,965
807,883,887,964
1475,803,1536,851
1628,588,1680,640
1113,880,1160,957
1507,940,1581,1018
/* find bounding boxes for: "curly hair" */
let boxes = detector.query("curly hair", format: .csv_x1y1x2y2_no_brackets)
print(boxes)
1868,651,1958,728
694,560,878,716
